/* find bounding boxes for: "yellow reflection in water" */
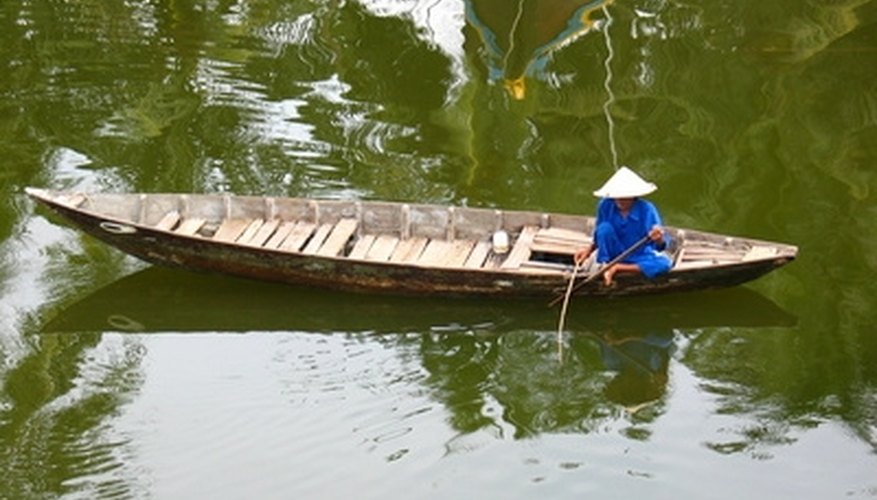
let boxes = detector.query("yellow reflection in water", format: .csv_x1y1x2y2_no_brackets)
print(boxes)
465,0,613,99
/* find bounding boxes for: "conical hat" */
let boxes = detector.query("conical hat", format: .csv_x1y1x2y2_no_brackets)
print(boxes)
593,166,657,198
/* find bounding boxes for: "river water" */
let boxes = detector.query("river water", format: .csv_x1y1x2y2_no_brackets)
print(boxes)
1,1,876,498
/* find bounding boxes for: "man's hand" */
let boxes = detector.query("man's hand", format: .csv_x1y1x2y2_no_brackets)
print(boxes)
574,245,594,265
649,225,664,244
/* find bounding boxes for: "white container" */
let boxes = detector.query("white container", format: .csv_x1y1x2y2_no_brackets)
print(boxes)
492,230,509,254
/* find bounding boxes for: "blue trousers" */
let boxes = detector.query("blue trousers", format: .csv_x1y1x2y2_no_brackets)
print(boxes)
594,222,671,278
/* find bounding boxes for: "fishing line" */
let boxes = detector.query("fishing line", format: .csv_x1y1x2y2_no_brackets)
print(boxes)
601,4,619,170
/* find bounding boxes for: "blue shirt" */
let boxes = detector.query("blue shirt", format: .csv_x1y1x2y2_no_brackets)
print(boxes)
593,198,672,278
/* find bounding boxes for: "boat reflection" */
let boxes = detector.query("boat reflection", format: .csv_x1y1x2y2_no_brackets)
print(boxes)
42,267,795,335
42,267,795,436
465,0,612,99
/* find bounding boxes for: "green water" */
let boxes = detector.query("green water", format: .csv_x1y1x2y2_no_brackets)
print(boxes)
1,1,876,498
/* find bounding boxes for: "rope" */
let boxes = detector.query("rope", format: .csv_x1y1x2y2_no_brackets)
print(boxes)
601,5,619,170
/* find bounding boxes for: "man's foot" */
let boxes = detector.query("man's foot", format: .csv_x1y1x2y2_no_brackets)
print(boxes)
603,265,617,286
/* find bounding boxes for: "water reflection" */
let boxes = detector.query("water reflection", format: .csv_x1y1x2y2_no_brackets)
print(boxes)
464,0,611,99
0,330,143,499
38,268,797,443
41,267,795,335
589,329,673,410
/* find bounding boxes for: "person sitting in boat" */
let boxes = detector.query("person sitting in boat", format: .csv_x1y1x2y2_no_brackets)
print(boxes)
574,166,672,286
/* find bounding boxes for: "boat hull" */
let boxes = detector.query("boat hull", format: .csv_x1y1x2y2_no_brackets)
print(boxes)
27,189,798,298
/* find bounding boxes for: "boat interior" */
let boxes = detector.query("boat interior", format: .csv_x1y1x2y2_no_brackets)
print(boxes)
48,192,788,273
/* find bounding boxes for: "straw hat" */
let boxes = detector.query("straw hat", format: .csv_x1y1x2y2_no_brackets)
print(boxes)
593,166,657,198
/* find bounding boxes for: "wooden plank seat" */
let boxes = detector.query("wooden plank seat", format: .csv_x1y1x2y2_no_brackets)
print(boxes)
463,240,491,269
389,237,428,263
263,222,296,249
155,211,181,231
237,219,265,244
501,226,539,269
316,219,358,257
302,223,333,254
213,218,252,242
534,227,590,245
348,234,376,259
417,239,455,266
278,222,317,252
176,217,206,236
364,235,399,261
242,219,280,247
441,240,476,268
531,227,590,256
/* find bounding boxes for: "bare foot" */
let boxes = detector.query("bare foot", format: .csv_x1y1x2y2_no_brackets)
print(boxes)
603,265,617,286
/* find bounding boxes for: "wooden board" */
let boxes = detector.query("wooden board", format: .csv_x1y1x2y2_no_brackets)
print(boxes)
263,221,296,249
348,235,376,259
155,211,181,231
438,240,476,268
530,241,583,255
236,219,265,244
176,218,206,236
317,219,358,257
59,193,87,208
535,227,590,244
673,260,716,270
302,223,333,254
243,219,280,247
389,237,428,263
417,239,455,266
278,222,317,251
213,218,251,242
365,235,399,261
681,250,744,261
743,246,778,261
501,226,538,269
463,240,491,269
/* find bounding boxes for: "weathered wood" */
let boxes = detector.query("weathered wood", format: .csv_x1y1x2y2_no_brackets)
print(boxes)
155,211,181,231
681,251,744,261
521,260,573,272
417,239,455,266
59,193,87,208
348,235,376,259
530,241,582,255
25,188,799,298
535,227,590,244
743,246,778,261
176,218,206,236
243,219,280,247
438,240,476,268
317,219,358,257
365,235,399,261
674,260,718,270
237,219,265,244
214,219,251,242
463,241,491,269
302,223,333,254
501,226,539,269
264,222,297,249
279,222,317,251
390,237,428,263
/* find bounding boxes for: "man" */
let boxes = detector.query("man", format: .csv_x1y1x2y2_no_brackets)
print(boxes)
574,167,672,286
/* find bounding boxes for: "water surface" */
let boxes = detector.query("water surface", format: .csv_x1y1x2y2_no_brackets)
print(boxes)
1,0,876,498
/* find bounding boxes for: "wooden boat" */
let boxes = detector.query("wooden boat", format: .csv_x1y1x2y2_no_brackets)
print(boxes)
25,188,798,298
